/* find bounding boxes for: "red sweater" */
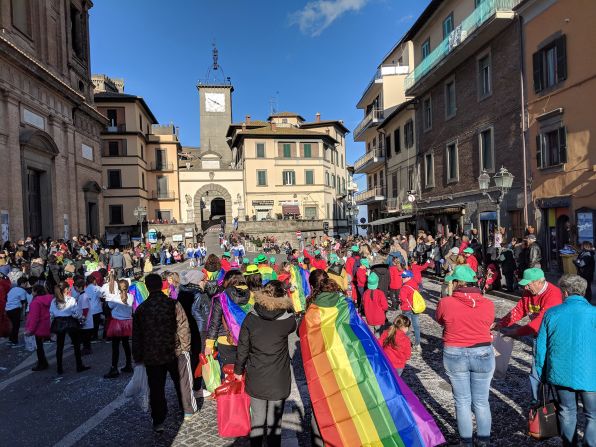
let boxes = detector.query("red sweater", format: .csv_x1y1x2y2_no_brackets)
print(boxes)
220,258,231,272
466,255,478,273
498,282,562,337
399,282,419,312
356,267,368,288
389,266,403,290
410,263,427,285
458,241,469,254
379,329,412,369
435,287,495,347
362,289,388,326
303,250,328,271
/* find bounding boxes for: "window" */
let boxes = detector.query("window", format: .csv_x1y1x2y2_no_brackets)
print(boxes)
107,109,118,127
283,170,296,186
156,176,168,197
303,143,312,158
443,13,454,39
424,153,434,188
155,148,167,170
305,170,314,185
342,178,346,194
404,120,414,148
379,170,384,189
479,128,495,172
326,204,331,219
391,172,398,197
394,128,401,154
340,154,344,168
70,3,85,60
478,54,492,98
445,80,456,118
256,143,265,158
107,170,121,188
325,172,330,186
537,127,567,168
11,0,31,36
109,205,123,225
155,210,172,221
421,38,431,60
423,96,432,131
140,145,144,160
108,141,120,156
385,134,392,158
408,168,414,191
304,206,317,219
257,170,267,186
372,137,377,148
446,142,458,182
139,114,143,131
141,172,145,190
331,174,336,189
283,143,291,158
533,35,567,93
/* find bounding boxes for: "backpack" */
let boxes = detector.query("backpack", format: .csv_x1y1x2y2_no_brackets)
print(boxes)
405,285,426,314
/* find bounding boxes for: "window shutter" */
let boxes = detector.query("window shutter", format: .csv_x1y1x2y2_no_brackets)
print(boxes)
532,51,543,93
556,35,567,82
536,134,543,168
558,126,567,164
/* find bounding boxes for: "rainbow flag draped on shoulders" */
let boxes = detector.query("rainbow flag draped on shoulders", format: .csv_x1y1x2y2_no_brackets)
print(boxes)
218,290,254,344
289,265,310,313
129,281,149,312
300,292,445,447
206,268,226,286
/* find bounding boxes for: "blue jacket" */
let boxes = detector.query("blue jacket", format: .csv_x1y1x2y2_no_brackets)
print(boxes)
535,295,596,391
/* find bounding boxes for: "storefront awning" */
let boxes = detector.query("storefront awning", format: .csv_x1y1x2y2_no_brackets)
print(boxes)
282,204,300,215
366,216,400,226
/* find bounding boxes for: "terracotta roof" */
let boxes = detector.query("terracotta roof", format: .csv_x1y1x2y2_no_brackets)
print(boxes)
94,91,158,123
300,120,350,134
225,120,269,138
230,124,338,147
267,111,305,121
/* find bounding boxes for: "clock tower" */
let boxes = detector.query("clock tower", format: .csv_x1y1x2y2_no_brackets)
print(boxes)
197,45,234,167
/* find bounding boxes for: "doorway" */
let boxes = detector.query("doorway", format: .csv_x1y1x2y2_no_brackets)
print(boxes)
26,169,43,237
87,202,98,236
210,198,225,220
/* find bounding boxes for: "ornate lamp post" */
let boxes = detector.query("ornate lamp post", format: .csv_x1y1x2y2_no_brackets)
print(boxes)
133,206,148,244
478,167,514,230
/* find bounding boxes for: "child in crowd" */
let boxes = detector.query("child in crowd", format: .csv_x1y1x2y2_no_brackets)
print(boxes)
362,272,388,336
379,315,412,376
399,270,421,351
388,258,403,311
356,258,369,307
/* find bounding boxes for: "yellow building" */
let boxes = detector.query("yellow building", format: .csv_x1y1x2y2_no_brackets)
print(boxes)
93,75,181,241
228,112,351,233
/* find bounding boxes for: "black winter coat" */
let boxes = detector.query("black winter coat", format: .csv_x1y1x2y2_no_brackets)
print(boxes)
177,284,203,353
234,293,296,401
370,264,390,294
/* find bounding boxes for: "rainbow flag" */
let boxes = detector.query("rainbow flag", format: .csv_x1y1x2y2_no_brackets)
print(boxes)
289,265,310,313
206,268,226,286
218,290,254,345
129,281,149,312
300,292,445,447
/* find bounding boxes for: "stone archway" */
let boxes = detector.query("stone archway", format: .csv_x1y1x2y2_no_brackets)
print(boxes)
193,184,233,231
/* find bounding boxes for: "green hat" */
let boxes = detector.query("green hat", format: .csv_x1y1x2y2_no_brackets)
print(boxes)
298,256,304,263
244,265,260,276
518,268,545,286
350,245,359,252
269,256,276,263
242,258,249,265
329,253,339,264
255,254,267,264
463,248,474,254
313,250,321,256
367,272,379,290
360,259,370,268
445,265,477,283
223,251,231,258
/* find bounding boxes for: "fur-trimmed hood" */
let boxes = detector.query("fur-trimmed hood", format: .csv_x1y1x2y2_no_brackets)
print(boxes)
252,291,294,321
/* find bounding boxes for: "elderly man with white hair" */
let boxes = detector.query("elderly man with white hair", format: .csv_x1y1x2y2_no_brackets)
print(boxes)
535,274,596,447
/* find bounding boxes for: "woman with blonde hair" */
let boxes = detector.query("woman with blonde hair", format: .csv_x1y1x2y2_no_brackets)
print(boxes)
167,272,181,299
104,279,133,378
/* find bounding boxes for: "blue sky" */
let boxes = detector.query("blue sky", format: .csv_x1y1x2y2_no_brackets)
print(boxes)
89,0,429,165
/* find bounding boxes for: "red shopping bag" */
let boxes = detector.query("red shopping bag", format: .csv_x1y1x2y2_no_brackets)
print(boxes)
194,353,208,378
216,376,251,437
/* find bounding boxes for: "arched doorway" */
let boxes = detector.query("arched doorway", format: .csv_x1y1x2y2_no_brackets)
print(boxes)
193,184,233,232
210,198,226,220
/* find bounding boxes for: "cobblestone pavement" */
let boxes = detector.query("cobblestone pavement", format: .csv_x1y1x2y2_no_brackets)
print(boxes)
2,270,578,446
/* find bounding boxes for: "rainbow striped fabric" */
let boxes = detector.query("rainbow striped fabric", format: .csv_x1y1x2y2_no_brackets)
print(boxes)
300,292,445,447
219,290,254,345
129,281,149,312
206,268,226,286
289,265,310,313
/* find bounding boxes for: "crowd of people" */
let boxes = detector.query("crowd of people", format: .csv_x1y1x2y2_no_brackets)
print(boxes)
0,229,594,447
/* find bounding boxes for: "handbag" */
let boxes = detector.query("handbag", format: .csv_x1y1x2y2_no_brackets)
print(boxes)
216,373,251,437
528,384,560,440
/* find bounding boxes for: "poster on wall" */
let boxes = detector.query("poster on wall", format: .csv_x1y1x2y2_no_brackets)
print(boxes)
577,212,594,245
1,210,9,244
63,214,70,240
147,229,158,244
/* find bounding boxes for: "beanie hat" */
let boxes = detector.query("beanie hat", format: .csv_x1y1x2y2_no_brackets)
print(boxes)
367,272,379,290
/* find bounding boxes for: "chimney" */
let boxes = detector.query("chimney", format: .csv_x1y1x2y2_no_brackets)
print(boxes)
245,115,251,124
242,122,246,130
315,112,321,122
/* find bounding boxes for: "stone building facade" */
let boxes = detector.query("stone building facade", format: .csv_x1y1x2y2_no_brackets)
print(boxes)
0,0,105,240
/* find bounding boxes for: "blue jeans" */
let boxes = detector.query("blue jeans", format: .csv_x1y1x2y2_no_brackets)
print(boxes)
443,345,495,444
555,386,596,447
530,338,540,403
403,311,420,346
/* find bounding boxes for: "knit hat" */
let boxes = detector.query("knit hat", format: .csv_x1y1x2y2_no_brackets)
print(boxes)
367,272,379,290
329,253,339,264
445,265,477,283
518,267,545,286
401,270,414,279
180,270,205,286
244,265,260,276
360,259,369,268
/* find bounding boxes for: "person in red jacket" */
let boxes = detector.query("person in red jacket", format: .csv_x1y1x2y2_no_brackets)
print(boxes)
302,249,328,271
362,273,388,336
388,258,403,311
25,285,53,371
493,267,563,403
399,270,421,350
463,248,478,273
410,259,430,286
435,265,495,447
379,315,412,376
355,258,369,309
458,235,470,254
345,246,360,302
220,252,232,272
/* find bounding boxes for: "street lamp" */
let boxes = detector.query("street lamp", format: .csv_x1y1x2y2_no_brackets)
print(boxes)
133,206,148,244
477,167,514,230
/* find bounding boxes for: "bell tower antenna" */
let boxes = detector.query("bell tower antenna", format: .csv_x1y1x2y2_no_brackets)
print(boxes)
200,41,230,86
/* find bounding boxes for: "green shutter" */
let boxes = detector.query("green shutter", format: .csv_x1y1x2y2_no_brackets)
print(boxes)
536,134,543,168
556,35,567,82
304,144,311,158
305,170,313,184
283,144,291,157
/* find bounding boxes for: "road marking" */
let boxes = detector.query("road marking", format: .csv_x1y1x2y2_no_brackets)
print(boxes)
53,392,129,447
0,349,72,392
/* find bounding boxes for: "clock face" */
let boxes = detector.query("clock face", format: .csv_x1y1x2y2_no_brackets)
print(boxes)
205,92,225,112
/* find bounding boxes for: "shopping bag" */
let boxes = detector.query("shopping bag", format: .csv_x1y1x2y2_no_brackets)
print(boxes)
124,365,149,412
216,377,251,437
24,335,36,352
194,353,209,378
203,354,221,393
528,385,560,440
492,330,514,379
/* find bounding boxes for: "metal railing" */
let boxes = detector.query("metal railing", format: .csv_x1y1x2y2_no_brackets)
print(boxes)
359,65,410,101
404,0,521,91
354,186,385,203
105,124,126,133
353,108,384,140
386,197,400,211
151,190,176,200
150,162,175,171
354,148,385,171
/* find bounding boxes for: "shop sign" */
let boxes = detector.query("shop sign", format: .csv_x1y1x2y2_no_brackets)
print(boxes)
172,234,183,242
147,229,158,244
252,200,274,207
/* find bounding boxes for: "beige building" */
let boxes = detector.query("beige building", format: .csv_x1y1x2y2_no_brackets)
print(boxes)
93,75,181,239
517,0,596,263
0,0,105,239
229,112,351,234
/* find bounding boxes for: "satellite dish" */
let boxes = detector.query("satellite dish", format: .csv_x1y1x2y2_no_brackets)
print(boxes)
359,217,367,224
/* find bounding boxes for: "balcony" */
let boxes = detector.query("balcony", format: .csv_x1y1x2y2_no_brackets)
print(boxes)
347,181,358,192
385,197,400,212
149,162,176,171
354,148,385,174
353,108,384,142
354,186,385,205
404,0,520,96
357,65,410,109
105,124,126,133
150,190,176,200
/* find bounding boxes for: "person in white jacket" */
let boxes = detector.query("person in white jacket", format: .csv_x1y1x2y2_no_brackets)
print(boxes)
104,279,134,378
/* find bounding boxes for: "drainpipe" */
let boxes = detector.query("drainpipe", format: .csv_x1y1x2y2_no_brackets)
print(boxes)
518,14,530,229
